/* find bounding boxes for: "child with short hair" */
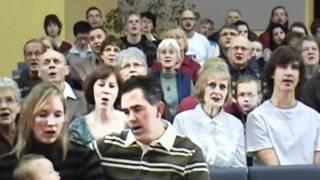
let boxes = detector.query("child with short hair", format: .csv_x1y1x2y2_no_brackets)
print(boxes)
13,154,60,180
234,75,262,123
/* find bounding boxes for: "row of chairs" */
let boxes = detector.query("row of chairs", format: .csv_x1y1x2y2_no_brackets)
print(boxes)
210,165,320,180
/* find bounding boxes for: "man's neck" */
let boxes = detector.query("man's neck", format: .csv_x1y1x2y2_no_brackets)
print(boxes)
127,33,142,44
185,31,195,38
270,90,296,108
28,70,39,79
53,81,65,92
305,64,319,79
232,63,247,71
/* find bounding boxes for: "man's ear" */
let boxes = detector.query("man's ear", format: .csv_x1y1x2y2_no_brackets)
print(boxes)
64,65,70,76
156,101,165,119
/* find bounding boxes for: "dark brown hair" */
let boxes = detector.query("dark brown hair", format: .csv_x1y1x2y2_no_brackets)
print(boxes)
84,64,121,105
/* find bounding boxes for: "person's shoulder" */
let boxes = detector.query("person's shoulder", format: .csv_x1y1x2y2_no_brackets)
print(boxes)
68,139,92,153
95,130,129,147
173,133,204,155
223,110,243,128
194,32,210,42
176,107,197,118
0,152,18,170
183,57,201,67
297,101,320,114
69,116,86,128
142,35,157,48
248,100,271,117
72,88,84,96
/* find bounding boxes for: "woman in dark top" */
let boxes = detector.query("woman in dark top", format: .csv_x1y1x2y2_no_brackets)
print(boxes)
0,77,20,156
0,82,105,180
44,14,72,54
151,38,193,117
263,23,287,61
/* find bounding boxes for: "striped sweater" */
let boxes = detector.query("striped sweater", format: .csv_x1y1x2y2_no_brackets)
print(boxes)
92,122,209,180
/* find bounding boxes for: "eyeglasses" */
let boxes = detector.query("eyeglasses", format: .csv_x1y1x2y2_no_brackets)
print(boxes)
181,17,195,21
25,51,42,58
120,63,144,70
230,46,249,52
237,92,259,98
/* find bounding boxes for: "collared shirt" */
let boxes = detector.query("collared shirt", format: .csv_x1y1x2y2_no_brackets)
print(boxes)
92,120,209,180
64,82,76,100
124,120,176,153
174,104,246,168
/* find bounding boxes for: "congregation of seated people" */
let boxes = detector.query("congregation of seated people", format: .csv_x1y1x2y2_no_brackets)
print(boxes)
1,4,320,180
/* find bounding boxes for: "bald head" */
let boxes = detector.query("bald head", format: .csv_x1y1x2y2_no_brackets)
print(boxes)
39,49,69,83
40,49,66,64
227,35,251,69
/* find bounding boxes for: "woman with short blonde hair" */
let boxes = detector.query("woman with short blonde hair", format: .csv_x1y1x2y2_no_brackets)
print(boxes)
174,60,246,168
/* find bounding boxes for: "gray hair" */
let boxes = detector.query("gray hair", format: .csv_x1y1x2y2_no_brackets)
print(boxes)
0,77,21,102
157,38,181,60
116,47,147,68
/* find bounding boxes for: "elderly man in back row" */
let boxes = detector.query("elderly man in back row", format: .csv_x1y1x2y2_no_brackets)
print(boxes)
227,35,260,87
15,39,46,98
179,9,213,65
92,76,209,179
39,49,88,122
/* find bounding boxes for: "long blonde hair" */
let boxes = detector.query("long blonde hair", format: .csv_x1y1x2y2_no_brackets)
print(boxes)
13,82,69,160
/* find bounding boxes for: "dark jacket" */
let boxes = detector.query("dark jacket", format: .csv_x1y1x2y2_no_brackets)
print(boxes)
14,68,41,98
300,72,320,113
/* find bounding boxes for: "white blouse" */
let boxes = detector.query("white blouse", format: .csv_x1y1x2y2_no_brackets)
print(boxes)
173,104,246,168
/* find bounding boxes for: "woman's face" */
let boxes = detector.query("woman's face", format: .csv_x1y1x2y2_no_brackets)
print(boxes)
93,74,119,109
101,45,121,66
46,22,59,37
0,88,20,126
272,27,285,45
237,25,249,38
203,76,228,108
301,40,320,66
251,41,263,59
119,58,147,82
32,96,65,144
159,47,178,70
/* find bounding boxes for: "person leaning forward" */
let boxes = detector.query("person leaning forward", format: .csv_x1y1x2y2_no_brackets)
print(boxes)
91,76,209,180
